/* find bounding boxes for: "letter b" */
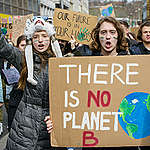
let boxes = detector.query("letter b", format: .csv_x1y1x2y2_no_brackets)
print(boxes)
83,131,98,146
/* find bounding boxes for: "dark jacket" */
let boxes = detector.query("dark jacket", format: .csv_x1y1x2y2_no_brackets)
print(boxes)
130,42,150,55
0,37,52,150
67,45,92,56
7,51,24,131
92,49,128,56
76,45,92,56
7,83,23,131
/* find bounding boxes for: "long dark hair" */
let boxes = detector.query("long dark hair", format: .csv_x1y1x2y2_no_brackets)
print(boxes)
90,16,127,53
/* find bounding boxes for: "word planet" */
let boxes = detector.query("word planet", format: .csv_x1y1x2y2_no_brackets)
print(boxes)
118,92,150,139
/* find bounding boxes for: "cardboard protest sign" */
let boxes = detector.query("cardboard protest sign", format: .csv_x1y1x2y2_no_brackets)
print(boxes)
49,55,150,147
12,14,33,45
0,13,13,39
53,8,98,45
100,3,115,18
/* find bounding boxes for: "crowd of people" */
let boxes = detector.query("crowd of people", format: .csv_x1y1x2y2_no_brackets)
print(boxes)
0,15,150,150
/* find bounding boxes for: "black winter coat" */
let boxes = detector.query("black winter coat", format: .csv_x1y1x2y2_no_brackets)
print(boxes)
130,42,150,55
0,37,52,150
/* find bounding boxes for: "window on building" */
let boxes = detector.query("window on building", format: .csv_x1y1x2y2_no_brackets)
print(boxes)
56,3,61,8
18,0,22,7
64,5,69,10
28,0,32,10
0,2,3,13
12,7,18,15
5,0,10,4
37,1,40,15
29,11,33,14
24,10,33,15
24,0,28,10
24,10,29,15
12,0,17,5
18,8,23,15
4,4,11,14
33,0,37,12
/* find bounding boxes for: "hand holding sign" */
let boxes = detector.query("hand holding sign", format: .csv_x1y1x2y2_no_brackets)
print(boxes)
69,35,78,50
44,116,53,134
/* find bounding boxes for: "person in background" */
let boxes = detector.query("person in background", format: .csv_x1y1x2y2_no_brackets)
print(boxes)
58,39,72,56
119,20,137,53
69,36,92,56
16,34,26,51
130,21,150,56
0,16,67,150
0,40,14,114
61,36,92,57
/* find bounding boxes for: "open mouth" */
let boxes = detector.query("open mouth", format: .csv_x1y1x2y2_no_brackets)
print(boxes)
38,44,44,49
105,41,112,49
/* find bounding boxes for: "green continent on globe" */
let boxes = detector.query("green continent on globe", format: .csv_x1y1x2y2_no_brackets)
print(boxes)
145,94,150,112
126,124,138,139
119,98,138,139
119,98,135,123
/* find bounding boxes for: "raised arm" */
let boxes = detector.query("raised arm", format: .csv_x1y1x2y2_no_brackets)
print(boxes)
0,36,23,73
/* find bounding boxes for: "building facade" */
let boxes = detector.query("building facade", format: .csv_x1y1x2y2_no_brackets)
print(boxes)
0,0,40,16
52,0,89,14
0,0,89,18
143,0,150,21
40,0,55,18
39,0,89,22
89,0,143,26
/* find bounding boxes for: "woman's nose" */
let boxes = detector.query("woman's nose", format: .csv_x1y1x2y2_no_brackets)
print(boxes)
106,33,111,39
38,36,43,42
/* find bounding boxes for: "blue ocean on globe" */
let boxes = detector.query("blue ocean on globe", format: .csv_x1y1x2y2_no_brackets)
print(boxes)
118,92,150,139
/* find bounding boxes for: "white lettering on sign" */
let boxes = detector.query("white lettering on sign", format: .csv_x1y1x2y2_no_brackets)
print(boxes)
59,63,139,85
63,111,123,131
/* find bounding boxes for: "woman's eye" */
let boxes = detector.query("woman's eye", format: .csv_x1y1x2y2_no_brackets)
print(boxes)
33,36,38,39
101,31,106,35
110,31,116,34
